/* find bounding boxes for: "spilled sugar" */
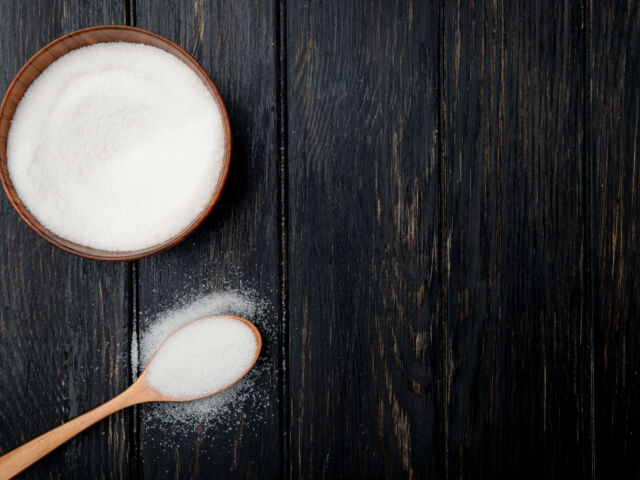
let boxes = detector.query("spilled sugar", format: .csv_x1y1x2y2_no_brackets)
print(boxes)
132,289,273,434
146,316,258,399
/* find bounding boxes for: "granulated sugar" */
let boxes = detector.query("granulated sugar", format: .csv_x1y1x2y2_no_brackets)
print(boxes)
7,42,225,251
146,316,258,399
133,289,273,432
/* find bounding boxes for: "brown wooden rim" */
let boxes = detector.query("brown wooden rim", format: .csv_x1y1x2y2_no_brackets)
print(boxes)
0,25,232,261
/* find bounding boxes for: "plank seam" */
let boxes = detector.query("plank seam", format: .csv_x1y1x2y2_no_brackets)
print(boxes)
583,0,596,477
127,260,141,480
275,0,290,478
436,0,449,478
124,0,136,28
124,0,130,26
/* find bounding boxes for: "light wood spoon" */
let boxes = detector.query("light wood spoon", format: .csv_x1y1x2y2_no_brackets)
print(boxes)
0,315,261,479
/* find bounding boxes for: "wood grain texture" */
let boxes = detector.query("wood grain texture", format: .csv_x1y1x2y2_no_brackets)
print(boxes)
442,1,591,478
1,0,640,478
286,1,441,478
590,1,640,477
0,2,131,479
134,0,281,478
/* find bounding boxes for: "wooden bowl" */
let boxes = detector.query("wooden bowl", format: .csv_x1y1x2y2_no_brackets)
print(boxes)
0,26,231,261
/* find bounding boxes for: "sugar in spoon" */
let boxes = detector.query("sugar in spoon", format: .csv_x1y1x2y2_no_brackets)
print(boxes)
0,315,261,479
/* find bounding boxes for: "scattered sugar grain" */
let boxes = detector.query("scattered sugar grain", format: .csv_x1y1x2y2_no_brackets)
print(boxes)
7,42,225,251
136,291,261,365
133,289,274,434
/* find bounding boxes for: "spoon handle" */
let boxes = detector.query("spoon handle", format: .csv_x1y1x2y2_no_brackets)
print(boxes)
0,383,145,479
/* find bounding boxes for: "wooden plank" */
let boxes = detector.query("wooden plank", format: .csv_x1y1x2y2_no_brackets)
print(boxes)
442,0,591,477
0,2,131,479
134,1,281,478
589,1,640,476
286,1,441,477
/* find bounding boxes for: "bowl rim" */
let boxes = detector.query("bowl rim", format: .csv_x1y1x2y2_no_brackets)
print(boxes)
0,25,232,261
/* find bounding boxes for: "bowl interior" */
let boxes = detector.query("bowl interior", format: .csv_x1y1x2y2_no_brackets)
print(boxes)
0,26,231,261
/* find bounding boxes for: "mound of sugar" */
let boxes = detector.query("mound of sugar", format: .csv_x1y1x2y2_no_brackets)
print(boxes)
145,316,259,399
7,42,225,251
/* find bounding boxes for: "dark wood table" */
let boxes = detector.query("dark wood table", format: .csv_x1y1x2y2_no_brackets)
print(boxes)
0,1,638,478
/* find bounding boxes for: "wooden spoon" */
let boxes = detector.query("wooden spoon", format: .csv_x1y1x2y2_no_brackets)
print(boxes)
0,315,261,479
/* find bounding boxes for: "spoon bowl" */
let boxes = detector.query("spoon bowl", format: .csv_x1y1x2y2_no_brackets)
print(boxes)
0,315,261,478
137,315,263,402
